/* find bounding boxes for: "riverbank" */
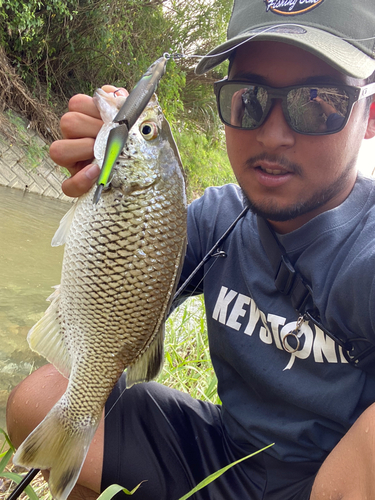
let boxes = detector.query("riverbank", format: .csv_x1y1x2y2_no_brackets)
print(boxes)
0,111,71,202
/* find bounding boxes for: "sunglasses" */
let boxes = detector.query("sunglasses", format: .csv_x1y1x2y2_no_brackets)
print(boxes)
214,79,375,135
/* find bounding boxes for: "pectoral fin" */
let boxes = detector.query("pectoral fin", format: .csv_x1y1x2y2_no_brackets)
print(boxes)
51,203,77,247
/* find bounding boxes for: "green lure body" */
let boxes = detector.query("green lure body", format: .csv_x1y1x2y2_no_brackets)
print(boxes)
93,56,168,204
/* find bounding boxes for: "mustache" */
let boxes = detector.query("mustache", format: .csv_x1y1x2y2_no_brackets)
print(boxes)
244,153,303,176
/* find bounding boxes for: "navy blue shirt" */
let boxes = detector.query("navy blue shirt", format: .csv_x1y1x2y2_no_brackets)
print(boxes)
177,174,375,463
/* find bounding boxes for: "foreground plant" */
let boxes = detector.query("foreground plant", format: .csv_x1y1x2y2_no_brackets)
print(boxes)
97,444,274,500
0,429,47,500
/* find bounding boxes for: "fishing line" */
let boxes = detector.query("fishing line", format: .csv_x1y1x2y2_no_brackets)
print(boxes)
10,23,375,500
341,36,375,42
104,386,128,420
164,24,375,62
103,254,228,419
165,25,298,62
104,208,249,417
173,206,249,301
183,254,227,298
10,384,133,500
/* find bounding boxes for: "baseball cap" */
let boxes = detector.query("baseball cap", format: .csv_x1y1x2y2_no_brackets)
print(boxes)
195,0,375,79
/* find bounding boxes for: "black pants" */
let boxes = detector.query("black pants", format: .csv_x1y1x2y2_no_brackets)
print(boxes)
101,375,319,500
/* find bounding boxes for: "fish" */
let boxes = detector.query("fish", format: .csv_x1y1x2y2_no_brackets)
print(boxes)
13,89,187,500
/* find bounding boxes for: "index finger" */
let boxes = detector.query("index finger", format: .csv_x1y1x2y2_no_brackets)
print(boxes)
67,87,128,120
68,94,101,120
102,85,128,97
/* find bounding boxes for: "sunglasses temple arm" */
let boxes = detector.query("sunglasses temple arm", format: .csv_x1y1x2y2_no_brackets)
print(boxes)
358,82,375,100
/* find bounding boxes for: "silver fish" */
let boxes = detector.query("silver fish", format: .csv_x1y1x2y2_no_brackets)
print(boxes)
13,90,187,500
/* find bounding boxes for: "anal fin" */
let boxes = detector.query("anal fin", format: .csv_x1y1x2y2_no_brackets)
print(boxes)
126,324,165,388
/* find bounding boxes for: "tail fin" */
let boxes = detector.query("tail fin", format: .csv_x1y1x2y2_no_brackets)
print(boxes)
13,399,98,500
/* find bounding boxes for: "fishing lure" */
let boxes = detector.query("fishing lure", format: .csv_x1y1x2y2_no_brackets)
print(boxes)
93,55,169,204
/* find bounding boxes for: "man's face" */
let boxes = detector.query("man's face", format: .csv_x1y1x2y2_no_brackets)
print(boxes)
225,41,370,233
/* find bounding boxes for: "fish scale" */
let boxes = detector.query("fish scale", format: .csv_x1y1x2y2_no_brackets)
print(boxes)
14,92,186,500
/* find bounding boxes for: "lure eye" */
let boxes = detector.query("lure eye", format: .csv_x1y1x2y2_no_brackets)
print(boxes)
140,121,158,141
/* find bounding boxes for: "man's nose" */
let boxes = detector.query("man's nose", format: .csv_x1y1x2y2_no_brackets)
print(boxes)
255,100,295,151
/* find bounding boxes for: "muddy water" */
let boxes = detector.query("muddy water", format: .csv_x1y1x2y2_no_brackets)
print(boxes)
0,185,69,443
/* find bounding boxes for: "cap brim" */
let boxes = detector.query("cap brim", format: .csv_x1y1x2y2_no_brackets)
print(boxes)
195,25,375,79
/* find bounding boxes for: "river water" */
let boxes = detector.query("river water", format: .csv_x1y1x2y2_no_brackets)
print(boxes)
0,185,69,441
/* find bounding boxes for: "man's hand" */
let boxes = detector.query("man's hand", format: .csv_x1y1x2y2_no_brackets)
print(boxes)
50,85,128,198
230,88,247,127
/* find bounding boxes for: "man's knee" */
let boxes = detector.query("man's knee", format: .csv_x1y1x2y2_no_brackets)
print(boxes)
311,402,375,500
6,364,68,447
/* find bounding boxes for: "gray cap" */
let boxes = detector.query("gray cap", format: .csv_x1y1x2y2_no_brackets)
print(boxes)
195,0,375,79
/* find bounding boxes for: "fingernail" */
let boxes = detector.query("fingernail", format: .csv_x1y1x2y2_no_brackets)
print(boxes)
115,88,129,97
85,164,100,180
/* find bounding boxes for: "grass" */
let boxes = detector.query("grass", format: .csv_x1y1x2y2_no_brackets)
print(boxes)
174,127,236,200
1,110,50,170
0,429,49,500
97,444,274,500
158,296,220,404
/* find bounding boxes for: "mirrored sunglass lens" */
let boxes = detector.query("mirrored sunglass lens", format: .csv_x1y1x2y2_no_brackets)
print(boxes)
219,84,267,128
287,87,349,133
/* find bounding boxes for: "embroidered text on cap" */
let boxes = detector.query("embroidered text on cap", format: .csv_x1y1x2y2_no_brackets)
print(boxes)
264,0,325,16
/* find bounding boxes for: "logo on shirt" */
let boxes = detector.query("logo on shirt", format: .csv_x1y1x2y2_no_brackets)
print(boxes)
212,285,348,371
264,0,325,15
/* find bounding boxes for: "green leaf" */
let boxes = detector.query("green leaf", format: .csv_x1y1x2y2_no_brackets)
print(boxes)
177,444,275,500
97,482,144,499
0,428,16,452
1,472,39,500
0,448,13,474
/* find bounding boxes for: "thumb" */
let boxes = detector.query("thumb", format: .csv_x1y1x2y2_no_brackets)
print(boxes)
101,85,129,97
62,163,100,198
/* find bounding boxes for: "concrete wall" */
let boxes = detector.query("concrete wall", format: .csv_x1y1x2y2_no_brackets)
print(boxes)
0,115,72,202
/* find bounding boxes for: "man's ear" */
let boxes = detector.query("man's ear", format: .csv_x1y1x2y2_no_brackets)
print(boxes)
364,101,375,139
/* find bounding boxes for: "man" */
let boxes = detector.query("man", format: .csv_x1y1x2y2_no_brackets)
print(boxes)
6,1,375,499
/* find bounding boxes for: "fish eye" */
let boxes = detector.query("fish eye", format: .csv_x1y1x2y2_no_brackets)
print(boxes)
140,121,158,140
